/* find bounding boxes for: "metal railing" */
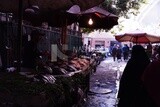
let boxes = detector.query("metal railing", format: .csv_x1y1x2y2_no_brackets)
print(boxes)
0,21,82,68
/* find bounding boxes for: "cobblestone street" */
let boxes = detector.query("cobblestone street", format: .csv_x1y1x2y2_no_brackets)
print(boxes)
83,57,127,107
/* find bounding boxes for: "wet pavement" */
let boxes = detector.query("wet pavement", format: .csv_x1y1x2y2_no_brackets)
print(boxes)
83,57,127,107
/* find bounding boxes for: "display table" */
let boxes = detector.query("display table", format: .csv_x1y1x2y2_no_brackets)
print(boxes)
0,57,98,107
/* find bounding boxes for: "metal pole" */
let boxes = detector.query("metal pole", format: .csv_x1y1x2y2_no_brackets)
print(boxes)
6,13,9,68
17,0,23,72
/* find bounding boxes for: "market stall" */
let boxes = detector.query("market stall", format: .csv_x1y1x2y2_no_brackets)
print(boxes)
0,0,118,106
0,53,98,106
0,22,98,106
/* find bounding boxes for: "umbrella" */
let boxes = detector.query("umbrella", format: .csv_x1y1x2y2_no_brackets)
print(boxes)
115,29,160,44
23,8,79,27
0,0,105,27
0,0,105,13
74,6,118,29
23,5,116,28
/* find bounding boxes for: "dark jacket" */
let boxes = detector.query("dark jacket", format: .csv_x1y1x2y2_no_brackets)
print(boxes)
22,41,41,69
117,45,151,107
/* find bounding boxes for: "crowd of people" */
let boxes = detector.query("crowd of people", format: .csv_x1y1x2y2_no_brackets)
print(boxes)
117,44,160,107
111,43,160,62
111,44,130,62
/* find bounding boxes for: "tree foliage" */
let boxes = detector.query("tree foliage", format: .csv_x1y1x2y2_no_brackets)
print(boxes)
100,0,147,17
82,0,147,33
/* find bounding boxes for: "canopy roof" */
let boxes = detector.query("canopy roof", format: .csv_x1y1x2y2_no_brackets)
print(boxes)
0,0,105,13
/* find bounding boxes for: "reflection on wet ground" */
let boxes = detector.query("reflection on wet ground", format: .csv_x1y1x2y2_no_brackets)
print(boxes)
83,57,127,107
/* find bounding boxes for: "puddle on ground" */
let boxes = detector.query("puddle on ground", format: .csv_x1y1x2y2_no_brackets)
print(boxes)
82,58,126,107
89,87,112,94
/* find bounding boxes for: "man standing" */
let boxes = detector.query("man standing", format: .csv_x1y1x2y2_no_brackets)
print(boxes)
22,30,44,69
122,44,130,61
111,44,117,61
146,43,152,59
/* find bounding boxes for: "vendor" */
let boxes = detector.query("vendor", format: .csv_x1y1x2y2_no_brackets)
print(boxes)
22,30,44,69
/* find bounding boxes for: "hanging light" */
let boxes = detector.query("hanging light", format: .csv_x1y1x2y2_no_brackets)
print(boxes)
88,18,93,25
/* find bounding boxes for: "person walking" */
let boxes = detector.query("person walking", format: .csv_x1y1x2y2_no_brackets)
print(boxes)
117,45,150,107
146,43,152,59
116,45,122,62
122,44,130,61
111,44,117,61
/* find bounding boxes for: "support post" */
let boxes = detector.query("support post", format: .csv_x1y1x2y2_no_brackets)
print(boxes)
17,0,23,72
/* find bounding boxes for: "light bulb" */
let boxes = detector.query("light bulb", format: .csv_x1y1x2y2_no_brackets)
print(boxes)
88,18,93,25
